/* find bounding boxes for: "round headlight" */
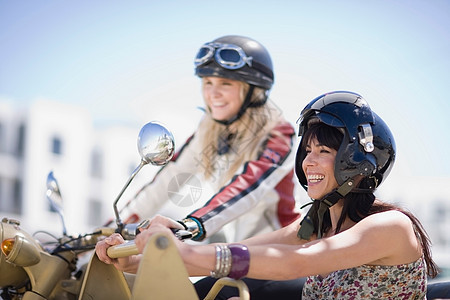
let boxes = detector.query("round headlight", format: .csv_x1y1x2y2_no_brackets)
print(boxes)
0,221,29,288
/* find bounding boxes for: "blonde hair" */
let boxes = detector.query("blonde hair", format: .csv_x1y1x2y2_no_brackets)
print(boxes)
196,81,290,186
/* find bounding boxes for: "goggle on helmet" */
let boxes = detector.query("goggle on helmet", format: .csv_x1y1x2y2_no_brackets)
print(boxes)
295,91,396,192
194,35,274,90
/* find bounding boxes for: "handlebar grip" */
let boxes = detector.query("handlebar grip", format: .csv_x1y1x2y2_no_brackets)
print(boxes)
107,241,139,258
100,227,116,236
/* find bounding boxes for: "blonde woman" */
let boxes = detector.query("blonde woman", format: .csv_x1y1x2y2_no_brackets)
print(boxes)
117,35,303,298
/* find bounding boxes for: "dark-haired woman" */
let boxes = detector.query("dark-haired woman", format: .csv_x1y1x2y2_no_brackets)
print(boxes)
98,91,438,299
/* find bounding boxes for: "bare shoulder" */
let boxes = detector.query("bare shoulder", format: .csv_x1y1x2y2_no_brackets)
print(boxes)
357,210,415,242
355,209,419,262
366,210,411,224
352,209,416,246
361,209,411,227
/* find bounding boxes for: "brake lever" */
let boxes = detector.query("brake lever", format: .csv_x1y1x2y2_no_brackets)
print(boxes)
171,228,193,240
139,219,192,240
128,219,192,240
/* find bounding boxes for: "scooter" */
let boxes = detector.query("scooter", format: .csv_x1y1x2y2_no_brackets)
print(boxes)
1,121,249,300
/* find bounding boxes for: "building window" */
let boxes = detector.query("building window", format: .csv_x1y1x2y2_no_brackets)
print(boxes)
51,136,63,155
433,201,447,223
12,179,22,214
87,199,103,226
16,124,25,157
0,178,23,214
0,122,4,152
431,201,449,247
90,149,103,178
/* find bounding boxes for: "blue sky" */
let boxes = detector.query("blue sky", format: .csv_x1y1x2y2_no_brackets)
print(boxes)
1,0,450,181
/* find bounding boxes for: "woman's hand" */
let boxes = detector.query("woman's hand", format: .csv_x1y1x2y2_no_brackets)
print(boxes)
135,222,178,253
95,215,185,273
134,214,186,253
95,233,140,273
144,214,185,230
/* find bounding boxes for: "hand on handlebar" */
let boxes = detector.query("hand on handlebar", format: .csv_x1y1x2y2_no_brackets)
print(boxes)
95,233,140,273
142,215,184,231
138,215,193,240
126,215,188,256
95,215,192,273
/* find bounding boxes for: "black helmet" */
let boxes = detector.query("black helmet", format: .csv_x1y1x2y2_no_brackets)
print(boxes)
194,35,274,90
295,91,396,192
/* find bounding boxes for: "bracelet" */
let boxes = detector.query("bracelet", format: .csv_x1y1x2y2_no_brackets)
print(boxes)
223,245,232,276
210,244,250,280
210,244,232,278
213,245,221,275
228,244,250,280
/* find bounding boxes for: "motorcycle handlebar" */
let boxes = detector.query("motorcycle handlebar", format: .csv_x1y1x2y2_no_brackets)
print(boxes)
107,241,139,258
96,222,144,240
120,223,141,240
106,229,192,258
98,227,116,236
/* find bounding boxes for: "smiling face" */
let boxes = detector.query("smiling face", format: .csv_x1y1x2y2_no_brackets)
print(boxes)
302,136,339,200
202,76,244,121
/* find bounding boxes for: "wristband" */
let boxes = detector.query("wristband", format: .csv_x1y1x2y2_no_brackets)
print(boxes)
228,244,250,279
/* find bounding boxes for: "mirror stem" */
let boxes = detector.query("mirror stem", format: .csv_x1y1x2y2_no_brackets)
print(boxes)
60,214,68,236
113,160,147,230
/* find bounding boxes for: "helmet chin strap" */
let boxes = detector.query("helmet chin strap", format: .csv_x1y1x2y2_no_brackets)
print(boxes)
213,85,265,126
297,178,355,240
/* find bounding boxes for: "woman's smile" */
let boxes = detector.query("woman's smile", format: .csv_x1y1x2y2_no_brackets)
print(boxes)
202,76,243,121
302,138,339,199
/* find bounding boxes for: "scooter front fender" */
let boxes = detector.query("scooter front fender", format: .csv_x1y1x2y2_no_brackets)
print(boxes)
78,253,131,300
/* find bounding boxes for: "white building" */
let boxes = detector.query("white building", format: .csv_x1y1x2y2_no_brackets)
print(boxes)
0,100,157,236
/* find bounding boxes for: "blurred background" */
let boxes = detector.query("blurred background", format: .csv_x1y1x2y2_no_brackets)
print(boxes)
1,0,449,280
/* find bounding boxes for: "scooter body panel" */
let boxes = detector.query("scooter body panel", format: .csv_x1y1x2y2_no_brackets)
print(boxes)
78,253,131,300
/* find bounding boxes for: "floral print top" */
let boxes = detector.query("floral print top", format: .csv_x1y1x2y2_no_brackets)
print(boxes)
302,257,427,299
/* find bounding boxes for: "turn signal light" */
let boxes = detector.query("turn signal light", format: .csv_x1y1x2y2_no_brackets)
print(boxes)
1,238,15,256
2,235,41,266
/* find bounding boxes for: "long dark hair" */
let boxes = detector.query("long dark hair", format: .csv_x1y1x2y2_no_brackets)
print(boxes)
301,122,438,277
